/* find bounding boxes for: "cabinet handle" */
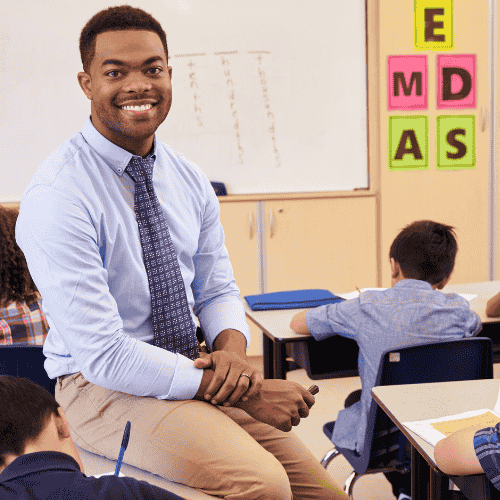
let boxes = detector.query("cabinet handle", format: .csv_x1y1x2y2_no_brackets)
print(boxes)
482,106,487,132
248,210,253,239
269,209,274,238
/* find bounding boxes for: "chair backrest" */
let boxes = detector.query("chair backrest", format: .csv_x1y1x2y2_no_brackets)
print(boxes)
337,337,493,474
0,345,56,395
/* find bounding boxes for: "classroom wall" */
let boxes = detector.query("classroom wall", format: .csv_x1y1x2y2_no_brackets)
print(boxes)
376,0,492,287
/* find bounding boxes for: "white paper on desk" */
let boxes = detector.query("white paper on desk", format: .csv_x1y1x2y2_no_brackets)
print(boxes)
337,289,477,303
403,409,500,447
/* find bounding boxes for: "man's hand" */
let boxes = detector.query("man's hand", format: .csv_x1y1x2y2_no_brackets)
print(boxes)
194,351,263,406
235,379,316,432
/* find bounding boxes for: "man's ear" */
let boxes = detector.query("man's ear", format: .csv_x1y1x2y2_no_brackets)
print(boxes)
77,72,92,101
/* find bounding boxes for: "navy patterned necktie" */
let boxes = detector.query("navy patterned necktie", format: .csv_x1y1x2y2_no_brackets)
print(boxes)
127,155,199,360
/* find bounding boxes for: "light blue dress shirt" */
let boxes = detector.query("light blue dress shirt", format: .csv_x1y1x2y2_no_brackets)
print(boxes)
305,279,482,453
16,117,250,400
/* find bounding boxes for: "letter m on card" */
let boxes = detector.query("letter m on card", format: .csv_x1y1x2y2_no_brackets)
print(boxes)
388,56,427,110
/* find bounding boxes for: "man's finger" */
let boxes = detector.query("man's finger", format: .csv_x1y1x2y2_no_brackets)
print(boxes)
223,376,251,406
243,372,263,400
204,364,230,401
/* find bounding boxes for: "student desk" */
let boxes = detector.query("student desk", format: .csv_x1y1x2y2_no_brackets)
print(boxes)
443,282,500,361
372,380,500,500
245,281,500,380
76,445,217,499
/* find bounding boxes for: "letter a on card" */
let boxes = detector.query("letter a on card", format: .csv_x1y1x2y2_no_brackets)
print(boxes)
414,0,454,50
389,116,429,171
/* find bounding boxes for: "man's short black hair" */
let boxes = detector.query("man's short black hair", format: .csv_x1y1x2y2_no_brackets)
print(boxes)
389,220,458,286
0,376,60,467
79,5,169,74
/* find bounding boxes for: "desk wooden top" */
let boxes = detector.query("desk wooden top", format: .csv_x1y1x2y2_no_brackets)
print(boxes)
244,281,500,340
372,379,500,468
443,281,500,324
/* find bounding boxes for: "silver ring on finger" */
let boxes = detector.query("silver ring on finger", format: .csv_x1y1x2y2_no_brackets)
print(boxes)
239,373,251,382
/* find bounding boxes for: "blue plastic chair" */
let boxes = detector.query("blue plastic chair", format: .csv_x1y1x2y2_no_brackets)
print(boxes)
0,344,56,395
321,337,493,499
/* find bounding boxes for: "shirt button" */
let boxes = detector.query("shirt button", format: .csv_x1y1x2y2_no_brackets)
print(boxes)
118,168,122,172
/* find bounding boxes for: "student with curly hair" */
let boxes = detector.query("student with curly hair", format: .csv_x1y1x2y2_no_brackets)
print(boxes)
0,206,48,345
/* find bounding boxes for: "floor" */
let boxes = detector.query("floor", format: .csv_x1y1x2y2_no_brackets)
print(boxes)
248,356,500,500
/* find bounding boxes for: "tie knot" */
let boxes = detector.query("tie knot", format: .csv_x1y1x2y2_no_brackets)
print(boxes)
127,156,155,183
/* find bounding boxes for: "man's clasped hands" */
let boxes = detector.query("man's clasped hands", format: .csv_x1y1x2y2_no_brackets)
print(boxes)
194,347,315,432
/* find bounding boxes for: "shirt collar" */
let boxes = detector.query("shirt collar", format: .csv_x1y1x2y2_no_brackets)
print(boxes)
393,279,434,291
0,451,82,483
81,116,157,177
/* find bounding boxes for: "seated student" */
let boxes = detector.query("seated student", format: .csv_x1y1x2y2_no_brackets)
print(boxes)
0,206,48,345
290,220,482,500
434,421,500,491
0,375,185,499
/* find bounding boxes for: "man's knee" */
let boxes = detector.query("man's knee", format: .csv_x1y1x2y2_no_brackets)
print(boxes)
240,458,292,500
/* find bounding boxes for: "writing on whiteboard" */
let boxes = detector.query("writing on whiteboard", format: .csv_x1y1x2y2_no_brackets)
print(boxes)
252,52,281,167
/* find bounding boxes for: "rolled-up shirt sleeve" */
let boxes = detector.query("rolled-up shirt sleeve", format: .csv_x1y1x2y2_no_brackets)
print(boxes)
192,176,251,351
16,185,203,400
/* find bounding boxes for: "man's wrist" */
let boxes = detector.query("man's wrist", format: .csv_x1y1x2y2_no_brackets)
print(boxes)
213,328,248,359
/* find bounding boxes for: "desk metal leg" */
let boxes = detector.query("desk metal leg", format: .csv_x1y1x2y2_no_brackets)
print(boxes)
273,341,287,379
411,445,430,500
429,469,449,500
263,334,273,379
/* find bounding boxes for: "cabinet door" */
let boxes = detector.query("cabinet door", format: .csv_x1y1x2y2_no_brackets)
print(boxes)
219,201,262,355
264,197,378,293
379,0,490,286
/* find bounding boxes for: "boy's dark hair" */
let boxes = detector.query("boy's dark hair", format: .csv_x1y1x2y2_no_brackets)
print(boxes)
389,220,457,286
0,206,39,307
79,5,169,74
0,376,60,467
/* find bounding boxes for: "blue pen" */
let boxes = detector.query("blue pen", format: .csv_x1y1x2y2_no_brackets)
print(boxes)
114,421,131,476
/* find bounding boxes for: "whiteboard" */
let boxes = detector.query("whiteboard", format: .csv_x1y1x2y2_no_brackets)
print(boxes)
0,0,368,199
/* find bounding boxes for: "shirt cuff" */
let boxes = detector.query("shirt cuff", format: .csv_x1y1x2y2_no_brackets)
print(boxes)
305,306,336,341
157,354,204,400
198,297,251,351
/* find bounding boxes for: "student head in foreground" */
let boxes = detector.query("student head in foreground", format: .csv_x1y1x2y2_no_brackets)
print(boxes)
0,205,48,344
0,375,184,499
290,220,481,500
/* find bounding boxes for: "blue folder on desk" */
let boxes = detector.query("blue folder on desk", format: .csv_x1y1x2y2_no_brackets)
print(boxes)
244,289,345,311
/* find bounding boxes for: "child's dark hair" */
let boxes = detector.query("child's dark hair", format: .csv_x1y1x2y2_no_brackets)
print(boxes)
0,206,39,307
79,5,168,74
0,376,60,467
389,220,457,286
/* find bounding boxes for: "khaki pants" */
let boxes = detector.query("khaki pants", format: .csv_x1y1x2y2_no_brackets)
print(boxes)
56,373,346,500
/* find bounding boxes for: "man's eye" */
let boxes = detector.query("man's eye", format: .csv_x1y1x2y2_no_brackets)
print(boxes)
148,68,162,74
107,71,121,77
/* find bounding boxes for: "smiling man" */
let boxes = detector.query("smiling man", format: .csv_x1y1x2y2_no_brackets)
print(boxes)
15,5,347,500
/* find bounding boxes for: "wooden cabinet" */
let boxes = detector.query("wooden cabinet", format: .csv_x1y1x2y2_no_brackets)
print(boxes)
219,196,378,354
264,197,377,292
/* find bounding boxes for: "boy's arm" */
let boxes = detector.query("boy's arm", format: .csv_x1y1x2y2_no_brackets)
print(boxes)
434,424,486,475
290,310,311,334
486,291,500,317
